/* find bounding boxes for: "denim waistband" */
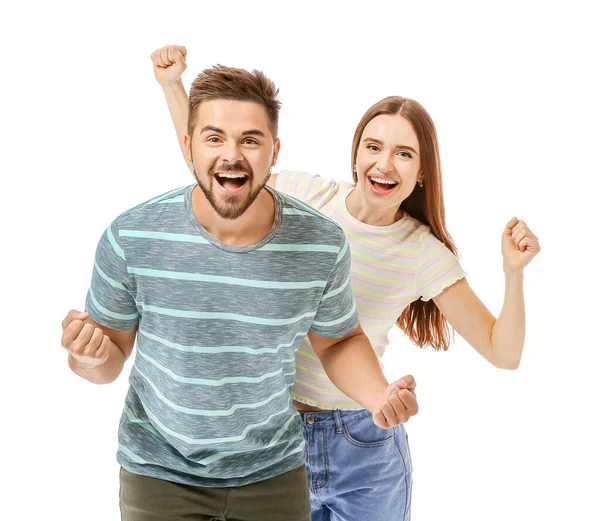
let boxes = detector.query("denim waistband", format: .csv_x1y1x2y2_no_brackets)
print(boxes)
298,408,371,430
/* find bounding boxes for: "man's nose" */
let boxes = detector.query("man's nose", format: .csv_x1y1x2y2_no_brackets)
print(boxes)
221,140,243,164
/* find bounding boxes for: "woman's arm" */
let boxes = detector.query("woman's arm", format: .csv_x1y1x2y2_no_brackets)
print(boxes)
433,218,540,369
150,45,192,172
162,80,193,172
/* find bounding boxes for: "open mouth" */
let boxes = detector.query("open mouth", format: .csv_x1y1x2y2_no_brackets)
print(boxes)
368,175,399,194
214,172,249,192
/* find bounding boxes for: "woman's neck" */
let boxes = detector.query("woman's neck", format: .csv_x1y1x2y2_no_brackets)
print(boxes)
346,187,403,226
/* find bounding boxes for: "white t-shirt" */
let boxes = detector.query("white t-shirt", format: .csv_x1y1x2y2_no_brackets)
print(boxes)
276,170,467,409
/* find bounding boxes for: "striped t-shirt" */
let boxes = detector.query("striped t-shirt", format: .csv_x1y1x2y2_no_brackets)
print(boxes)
85,184,359,487
276,171,467,409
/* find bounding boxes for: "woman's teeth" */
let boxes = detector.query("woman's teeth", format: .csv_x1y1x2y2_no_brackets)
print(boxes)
371,177,397,185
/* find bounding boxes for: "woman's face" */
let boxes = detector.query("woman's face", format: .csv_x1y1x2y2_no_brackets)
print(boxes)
354,114,422,212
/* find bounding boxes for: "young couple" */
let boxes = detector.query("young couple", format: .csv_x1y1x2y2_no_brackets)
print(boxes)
60,44,539,521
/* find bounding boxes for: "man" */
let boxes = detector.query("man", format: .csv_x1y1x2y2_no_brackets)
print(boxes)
61,64,418,521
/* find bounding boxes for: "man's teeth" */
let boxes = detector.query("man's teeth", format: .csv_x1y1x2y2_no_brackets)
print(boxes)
371,177,398,185
217,173,246,179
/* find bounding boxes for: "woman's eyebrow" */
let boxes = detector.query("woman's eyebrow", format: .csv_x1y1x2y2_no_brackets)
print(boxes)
362,137,418,154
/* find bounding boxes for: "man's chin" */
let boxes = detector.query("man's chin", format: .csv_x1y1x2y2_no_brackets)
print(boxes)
210,192,252,220
215,205,249,220
197,176,267,221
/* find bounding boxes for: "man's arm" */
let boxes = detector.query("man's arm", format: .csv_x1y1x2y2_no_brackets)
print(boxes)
309,326,418,428
309,231,418,428
65,218,140,384
61,310,136,384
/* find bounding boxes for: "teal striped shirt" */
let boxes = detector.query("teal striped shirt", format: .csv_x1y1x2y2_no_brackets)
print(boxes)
85,184,359,487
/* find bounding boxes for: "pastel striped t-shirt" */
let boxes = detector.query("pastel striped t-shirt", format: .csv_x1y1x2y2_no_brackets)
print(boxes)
85,184,359,487
276,171,467,409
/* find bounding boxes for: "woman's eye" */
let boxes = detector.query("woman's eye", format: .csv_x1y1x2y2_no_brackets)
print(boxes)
397,151,412,158
367,144,380,151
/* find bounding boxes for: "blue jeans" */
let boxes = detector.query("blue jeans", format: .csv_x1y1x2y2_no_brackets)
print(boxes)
300,409,412,521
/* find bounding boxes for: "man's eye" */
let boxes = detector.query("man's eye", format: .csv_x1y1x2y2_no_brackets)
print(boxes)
207,137,221,143
243,139,258,145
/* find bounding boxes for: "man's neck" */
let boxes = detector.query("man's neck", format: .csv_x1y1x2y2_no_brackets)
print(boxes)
191,187,276,246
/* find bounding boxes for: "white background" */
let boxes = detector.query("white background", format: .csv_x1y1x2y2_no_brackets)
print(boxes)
1,1,599,519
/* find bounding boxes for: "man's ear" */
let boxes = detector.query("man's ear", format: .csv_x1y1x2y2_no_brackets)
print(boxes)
184,134,193,164
270,138,281,168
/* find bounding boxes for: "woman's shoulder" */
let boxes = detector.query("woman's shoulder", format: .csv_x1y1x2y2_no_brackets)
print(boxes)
277,170,347,188
275,170,350,207
401,213,433,240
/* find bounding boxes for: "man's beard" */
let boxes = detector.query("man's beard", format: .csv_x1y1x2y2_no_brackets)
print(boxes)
193,161,270,220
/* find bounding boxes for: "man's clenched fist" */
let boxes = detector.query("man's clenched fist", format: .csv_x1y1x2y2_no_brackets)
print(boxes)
61,310,110,368
372,375,418,429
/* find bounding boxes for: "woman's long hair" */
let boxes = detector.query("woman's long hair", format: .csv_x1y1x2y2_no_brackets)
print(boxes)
351,96,458,351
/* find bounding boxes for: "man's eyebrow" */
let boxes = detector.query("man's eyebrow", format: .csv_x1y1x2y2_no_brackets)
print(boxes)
241,129,266,138
362,137,418,155
199,126,266,138
200,125,225,134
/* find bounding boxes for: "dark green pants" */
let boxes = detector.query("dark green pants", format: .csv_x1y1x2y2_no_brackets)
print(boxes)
119,466,311,521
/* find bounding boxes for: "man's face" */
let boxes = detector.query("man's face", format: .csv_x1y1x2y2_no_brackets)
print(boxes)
185,99,280,220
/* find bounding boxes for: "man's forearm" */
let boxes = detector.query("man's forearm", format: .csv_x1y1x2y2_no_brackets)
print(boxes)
318,334,389,412
490,270,526,369
68,341,126,385
162,80,191,169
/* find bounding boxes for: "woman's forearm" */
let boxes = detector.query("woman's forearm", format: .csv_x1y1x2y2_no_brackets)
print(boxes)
162,80,192,170
490,270,525,369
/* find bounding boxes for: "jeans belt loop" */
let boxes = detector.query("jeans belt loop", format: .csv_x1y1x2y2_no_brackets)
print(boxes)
333,409,343,434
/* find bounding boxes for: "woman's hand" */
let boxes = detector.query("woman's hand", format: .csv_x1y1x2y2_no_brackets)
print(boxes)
502,217,541,273
150,44,187,86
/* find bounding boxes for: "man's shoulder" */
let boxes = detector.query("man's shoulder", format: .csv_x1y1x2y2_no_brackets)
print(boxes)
114,185,191,227
277,190,346,243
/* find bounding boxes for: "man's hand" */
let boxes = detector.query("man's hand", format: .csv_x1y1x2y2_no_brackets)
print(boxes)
151,45,187,85
372,375,418,429
61,309,111,369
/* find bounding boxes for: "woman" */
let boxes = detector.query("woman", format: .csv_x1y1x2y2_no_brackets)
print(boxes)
151,45,540,521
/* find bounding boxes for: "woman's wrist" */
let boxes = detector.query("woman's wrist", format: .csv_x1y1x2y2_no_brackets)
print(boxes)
503,266,525,280
161,78,184,91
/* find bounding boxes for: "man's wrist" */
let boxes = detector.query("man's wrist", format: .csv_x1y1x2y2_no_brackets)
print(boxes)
362,386,388,414
68,353,102,374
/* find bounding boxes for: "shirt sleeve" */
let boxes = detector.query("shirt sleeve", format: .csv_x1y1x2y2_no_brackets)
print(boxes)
414,229,467,302
310,235,360,338
275,170,339,209
85,220,140,330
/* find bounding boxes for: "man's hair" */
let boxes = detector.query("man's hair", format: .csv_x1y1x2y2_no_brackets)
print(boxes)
187,65,281,139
